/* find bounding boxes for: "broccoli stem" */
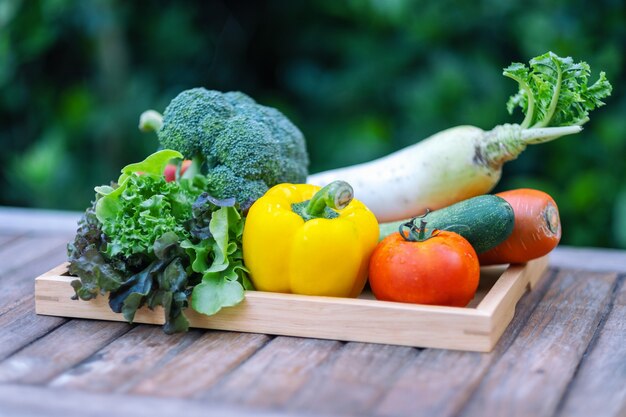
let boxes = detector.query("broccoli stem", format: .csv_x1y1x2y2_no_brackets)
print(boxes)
139,110,164,132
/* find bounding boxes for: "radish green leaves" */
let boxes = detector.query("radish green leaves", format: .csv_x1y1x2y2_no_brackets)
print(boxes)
504,52,612,129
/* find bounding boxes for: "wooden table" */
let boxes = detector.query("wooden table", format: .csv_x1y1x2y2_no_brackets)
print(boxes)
0,206,624,417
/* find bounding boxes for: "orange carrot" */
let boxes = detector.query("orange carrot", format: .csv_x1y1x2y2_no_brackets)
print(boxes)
478,189,561,265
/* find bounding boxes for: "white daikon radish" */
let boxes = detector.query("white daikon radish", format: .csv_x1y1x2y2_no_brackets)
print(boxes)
307,52,612,222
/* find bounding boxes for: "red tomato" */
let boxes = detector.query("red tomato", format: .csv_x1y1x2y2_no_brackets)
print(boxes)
368,231,480,307
164,160,192,182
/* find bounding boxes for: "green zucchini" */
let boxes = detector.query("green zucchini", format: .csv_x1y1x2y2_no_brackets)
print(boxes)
378,194,515,254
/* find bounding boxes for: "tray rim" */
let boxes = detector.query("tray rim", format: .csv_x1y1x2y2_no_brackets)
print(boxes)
34,255,549,352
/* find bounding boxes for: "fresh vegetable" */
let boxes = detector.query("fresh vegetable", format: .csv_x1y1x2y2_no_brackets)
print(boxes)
369,220,480,307
379,194,514,254
243,181,379,297
68,150,251,333
307,52,612,222
164,159,192,182
478,189,561,265
139,88,309,209
183,192,252,316
94,150,204,258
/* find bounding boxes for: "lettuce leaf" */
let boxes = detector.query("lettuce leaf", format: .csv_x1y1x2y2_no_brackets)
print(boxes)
68,152,251,333
182,194,252,316
96,171,207,258
108,232,191,333
95,150,183,222
68,202,127,300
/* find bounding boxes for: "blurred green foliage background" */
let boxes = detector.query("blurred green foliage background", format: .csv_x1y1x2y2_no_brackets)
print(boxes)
1,0,625,248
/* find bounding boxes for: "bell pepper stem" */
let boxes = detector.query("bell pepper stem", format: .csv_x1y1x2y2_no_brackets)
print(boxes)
301,180,354,219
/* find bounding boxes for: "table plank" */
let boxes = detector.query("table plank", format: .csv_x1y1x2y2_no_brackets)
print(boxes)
0,206,81,234
1,206,625,417
0,233,23,249
550,246,626,273
0,236,71,315
371,269,555,417
130,331,271,397
196,336,342,408
0,319,131,384
0,235,71,279
0,234,77,362
555,275,626,417
0,295,67,361
287,342,417,416
457,270,619,417
0,383,293,417
48,325,202,392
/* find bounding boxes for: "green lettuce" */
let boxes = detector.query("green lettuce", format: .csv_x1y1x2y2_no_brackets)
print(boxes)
182,193,253,316
68,155,252,333
67,202,126,300
94,150,207,258
98,174,197,257
108,232,192,333
94,149,183,218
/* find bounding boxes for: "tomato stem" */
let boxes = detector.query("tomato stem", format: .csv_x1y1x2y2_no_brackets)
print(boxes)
399,211,436,242
417,220,428,240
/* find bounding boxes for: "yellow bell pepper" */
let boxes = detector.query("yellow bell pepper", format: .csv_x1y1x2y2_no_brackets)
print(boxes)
243,181,379,297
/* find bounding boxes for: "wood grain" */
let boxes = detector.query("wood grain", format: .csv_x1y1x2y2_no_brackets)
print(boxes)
2,208,626,417
550,246,626,273
0,235,71,278
130,331,271,397
287,342,417,416
35,273,490,351
555,275,626,417
0,234,73,361
0,383,287,417
0,319,131,384
0,206,80,234
0,295,67,361
0,237,70,315
372,269,556,417
475,256,549,348
49,325,202,393
196,336,342,408
34,257,549,352
457,270,619,417
0,233,23,249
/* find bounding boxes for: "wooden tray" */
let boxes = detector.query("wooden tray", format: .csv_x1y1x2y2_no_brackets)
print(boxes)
34,256,548,352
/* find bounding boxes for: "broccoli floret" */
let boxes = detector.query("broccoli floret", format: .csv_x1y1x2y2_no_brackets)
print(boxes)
204,165,268,209
140,88,309,207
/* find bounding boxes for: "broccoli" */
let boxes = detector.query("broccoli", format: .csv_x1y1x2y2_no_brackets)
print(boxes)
139,88,309,208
